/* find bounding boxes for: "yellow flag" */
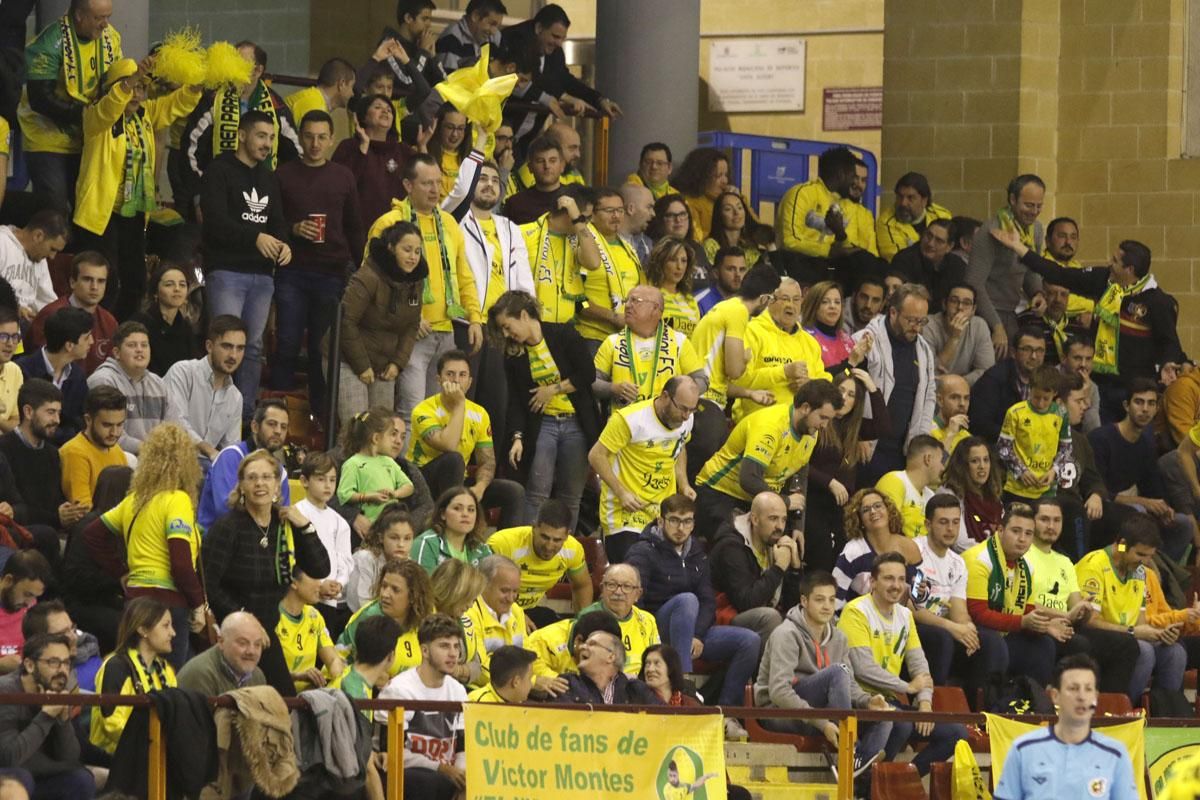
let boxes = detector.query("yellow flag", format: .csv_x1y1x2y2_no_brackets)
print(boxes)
985,713,1146,800
435,44,518,134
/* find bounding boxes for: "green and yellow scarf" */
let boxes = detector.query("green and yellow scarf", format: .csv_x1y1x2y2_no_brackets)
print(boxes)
997,206,1034,250
213,80,279,167
117,110,155,218
1093,272,1155,375
986,534,1031,614
59,15,119,104
411,205,466,320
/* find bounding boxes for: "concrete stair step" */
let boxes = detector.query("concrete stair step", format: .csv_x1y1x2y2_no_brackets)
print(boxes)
741,783,838,800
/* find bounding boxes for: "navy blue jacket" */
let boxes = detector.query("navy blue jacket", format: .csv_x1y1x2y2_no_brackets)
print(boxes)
626,525,717,637
15,349,85,445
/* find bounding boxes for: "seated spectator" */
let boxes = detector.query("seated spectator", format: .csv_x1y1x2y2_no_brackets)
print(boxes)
412,487,492,573
0,553,51,675
0,209,65,320
708,492,802,643
844,275,885,334
1161,360,1200,448
911,495,1004,707
833,489,921,609
28,252,116,377
428,561,487,682
588,376,699,563
970,326,1046,442
195,397,291,532
525,609,621,698
378,614,468,800
337,408,414,522
487,499,594,628
0,381,85,532
1058,334,1101,435
755,571,891,772
58,385,127,508
645,238,701,338
625,142,677,201
407,351,523,528
86,321,174,455
646,194,706,270
163,315,246,470
937,436,1004,552
801,281,871,372
338,559,433,680
16,306,92,445
1055,373,1110,560
875,434,945,539
997,365,1072,503
462,555,525,689
920,282,994,385
176,611,268,695
838,552,968,780
575,564,660,676
931,374,971,455
1090,378,1197,563
21,600,103,693
639,643,699,706
703,190,767,270
1077,514,1186,703
964,503,1070,687
90,597,178,755
347,508,416,613
294,453,353,637
875,172,953,263
890,219,966,307
625,493,758,739
0,308,24,433
1017,278,1088,366
336,613,401,706
731,277,831,422
468,645,537,705
0,633,94,800
129,264,197,378
557,627,660,706
693,246,747,317
278,569,346,692
1041,217,1094,325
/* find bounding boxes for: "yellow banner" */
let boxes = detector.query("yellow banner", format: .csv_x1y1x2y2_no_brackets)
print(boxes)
985,713,1146,800
464,703,727,800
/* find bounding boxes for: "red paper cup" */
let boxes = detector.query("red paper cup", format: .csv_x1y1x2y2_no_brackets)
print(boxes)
309,212,327,243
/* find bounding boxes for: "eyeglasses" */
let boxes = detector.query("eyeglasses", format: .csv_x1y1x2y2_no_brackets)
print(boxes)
1016,345,1047,356
899,315,929,328
585,637,619,656
642,159,670,168
441,124,467,134
494,134,513,142
626,296,660,307
37,657,70,670
944,296,974,308
662,211,690,221
603,580,640,593
665,516,696,528
668,396,697,416
0,333,21,344
859,502,886,515
596,206,626,216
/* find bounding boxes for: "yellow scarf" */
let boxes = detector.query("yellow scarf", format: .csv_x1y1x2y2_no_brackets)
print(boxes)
1093,272,1155,375
996,207,1034,249
213,81,279,168
59,16,119,104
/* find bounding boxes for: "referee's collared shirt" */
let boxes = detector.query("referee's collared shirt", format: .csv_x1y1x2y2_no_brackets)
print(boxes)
994,726,1138,800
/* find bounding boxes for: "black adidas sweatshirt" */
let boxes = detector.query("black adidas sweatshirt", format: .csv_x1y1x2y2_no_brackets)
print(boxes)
199,151,289,275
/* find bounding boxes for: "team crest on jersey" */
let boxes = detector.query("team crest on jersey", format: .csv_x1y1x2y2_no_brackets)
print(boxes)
1088,777,1107,796
1127,303,1147,321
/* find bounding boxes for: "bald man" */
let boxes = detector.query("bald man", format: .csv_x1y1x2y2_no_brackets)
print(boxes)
932,374,971,455
177,611,269,695
575,564,660,676
619,183,655,265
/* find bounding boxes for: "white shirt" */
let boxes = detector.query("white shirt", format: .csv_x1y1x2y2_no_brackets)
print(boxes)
295,499,353,607
0,226,58,313
379,667,467,771
913,536,967,619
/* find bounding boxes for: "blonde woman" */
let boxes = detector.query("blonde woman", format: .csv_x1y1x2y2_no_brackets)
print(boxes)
202,449,331,696
83,423,206,669
431,558,487,685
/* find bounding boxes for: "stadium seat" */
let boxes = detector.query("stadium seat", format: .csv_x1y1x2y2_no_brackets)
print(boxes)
740,684,825,752
931,686,988,752
1094,692,1136,717
928,761,954,800
870,762,927,800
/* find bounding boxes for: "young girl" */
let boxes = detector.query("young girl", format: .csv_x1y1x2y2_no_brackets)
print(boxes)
338,408,414,521
346,507,416,611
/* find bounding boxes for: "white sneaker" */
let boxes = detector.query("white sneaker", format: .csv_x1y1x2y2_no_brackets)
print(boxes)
827,748,884,781
724,717,749,741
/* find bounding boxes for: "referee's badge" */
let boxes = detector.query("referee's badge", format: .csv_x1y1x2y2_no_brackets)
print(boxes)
1088,777,1108,796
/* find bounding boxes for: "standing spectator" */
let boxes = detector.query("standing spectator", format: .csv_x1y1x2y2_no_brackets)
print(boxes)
625,142,677,201
82,423,205,670
519,188,599,325
646,237,701,338
875,172,953,264
0,210,66,320
333,94,417,231
58,385,126,508
86,321,174,455
502,136,566,225
489,290,598,531
704,190,766,269
875,435,945,539
920,282,995,385
196,397,290,531
0,381,84,531
411,487,492,573
508,122,585,193
969,326,1047,443
16,307,91,445
435,0,505,71
296,453,354,635
890,220,965,306
368,0,446,104
855,283,937,483
272,110,364,417
202,449,331,696
284,59,355,128
618,183,655,266
576,189,646,352
129,264,196,378
73,58,200,318
997,365,1072,503
965,174,1047,359
163,315,246,469
427,105,472,201
800,281,871,372
18,0,122,210
693,247,747,318
59,465,129,654
938,436,1004,552
28,252,115,377
200,110,292,420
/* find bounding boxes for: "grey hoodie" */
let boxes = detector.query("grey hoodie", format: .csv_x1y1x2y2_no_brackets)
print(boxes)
86,357,177,454
755,605,872,713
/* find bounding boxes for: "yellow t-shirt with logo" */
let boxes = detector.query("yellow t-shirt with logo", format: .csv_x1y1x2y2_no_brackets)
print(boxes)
578,602,660,676
998,401,1070,499
1024,546,1079,613
576,233,643,342
837,594,921,687
690,297,749,408
101,490,199,594
930,418,970,455
596,398,693,535
875,470,934,539
594,326,702,407
276,604,334,691
661,290,700,339
478,217,507,311
337,602,423,678
525,337,574,416
462,597,526,688
522,219,584,324
1076,547,1147,627
696,402,817,502
408,394,493,468
964,540,1028,617
487,525,587,609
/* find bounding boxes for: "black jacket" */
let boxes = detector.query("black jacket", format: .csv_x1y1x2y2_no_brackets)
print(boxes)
557,671,661,706
890,246,966,310
129,307,198,378
708,518,800,614
0,430,65,527
0,671,82,776
500,21,602,108
969,357,1026,443
626,526,717,636
504,322,600,482
199,151,290,276
107,688,217,800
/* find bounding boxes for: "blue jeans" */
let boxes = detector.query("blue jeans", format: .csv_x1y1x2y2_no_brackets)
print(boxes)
32,766,96,799
1130,639,1186,702
524,415,588,531
23,151,80,213
654,592,760,706
206,270,275,419
760,664,891,759
270,269,345,417
1003,629,1058,686
885,700,969,776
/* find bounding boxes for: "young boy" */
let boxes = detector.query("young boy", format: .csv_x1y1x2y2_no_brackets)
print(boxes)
297,452,354,638
998,365,1073,502
277,569,346,692
468,645,536,704
362,62,404,136
336,614,401,800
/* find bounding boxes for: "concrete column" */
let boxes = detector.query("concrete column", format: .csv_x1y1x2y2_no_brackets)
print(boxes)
594,0,699,186
38,0,149,57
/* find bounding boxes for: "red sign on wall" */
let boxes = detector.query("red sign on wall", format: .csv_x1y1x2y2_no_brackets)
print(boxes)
823,87,883,131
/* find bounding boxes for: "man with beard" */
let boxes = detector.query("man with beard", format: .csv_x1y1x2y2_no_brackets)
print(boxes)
891,218,966,308
0,381,81,530
875,172,953,263
502,136,566,225
58,385,126,508
844,275,886,334
164,315,247,470
694,248,747,317
196,397,291,532
843,157,879,257
1044,217,1094,326
970,326,1047,443
0,634,94,799
0,553,52,674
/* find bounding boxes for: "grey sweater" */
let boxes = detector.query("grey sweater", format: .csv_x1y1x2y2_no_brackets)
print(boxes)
920,313,996,386
965,217,1044,331
755,606,872,715
0,671,82,776
87,358,178,454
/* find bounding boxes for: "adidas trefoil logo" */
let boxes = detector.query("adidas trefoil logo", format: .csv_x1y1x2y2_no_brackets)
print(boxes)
242,188,269,223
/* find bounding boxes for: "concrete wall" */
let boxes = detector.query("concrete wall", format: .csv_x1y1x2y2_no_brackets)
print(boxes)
147,0,311,78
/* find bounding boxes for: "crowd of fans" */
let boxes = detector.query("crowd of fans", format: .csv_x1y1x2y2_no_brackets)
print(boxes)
0,0,1193,797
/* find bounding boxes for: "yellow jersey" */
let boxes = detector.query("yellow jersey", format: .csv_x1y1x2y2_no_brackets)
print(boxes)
527,618,576,680
596,398,693,536
1076,547,1147,627
467,684,508,703
477,216,508,311
997,400,1070,499
837,595,921,692
775,177,841,257
732,311,831,422
462,597,526,688
576,229,643,342
624,172,676,201
337,600,423,677
525,337,574,416
843,200,879,256
875,202,953,262
578,601,660,676
875,470,934,539
696,402,817,502
1024,546,1078,613
487,525,588,609
930,418,970,455
964,539,1029,618
661,290,701,338
522,216,586,324
409,393,492,469
690,297,750,408
277,603,335,691
594,324,702,408
101,490,199,596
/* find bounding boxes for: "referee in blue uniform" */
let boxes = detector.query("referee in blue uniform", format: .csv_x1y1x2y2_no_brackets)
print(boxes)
995,654,1138,800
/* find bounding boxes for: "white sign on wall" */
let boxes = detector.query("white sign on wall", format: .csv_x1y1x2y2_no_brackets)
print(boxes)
707,38,806,113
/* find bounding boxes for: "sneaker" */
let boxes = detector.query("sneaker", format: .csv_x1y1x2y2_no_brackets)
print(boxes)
724,717,749,741
826,748,884,781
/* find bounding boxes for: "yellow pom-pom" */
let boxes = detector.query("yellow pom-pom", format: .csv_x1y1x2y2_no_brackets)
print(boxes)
154,27,207,87
204,41,254,90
